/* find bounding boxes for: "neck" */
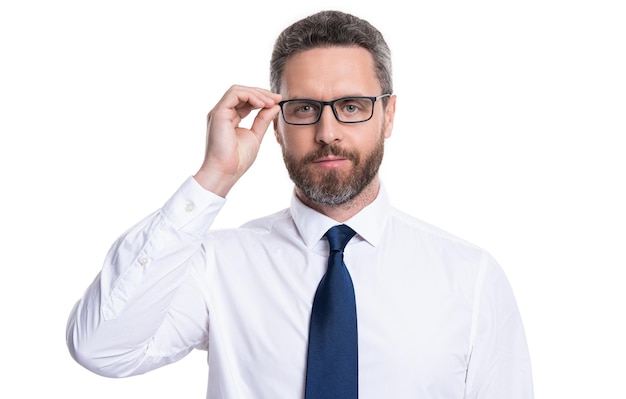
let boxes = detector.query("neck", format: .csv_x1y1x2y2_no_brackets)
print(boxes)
296,176,380,223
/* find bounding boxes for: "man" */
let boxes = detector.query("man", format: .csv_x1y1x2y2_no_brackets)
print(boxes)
67,10,533,398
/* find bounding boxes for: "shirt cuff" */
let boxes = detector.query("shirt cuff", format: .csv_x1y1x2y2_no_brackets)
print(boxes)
161,176,226,237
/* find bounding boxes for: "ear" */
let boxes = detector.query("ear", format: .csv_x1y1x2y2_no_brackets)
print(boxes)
383,95,396,139
273,117,283,145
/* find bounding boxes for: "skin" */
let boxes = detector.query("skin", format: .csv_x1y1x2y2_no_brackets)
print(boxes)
194,46,397,222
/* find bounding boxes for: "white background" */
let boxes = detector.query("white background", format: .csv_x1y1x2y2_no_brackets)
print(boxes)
1,0,624,397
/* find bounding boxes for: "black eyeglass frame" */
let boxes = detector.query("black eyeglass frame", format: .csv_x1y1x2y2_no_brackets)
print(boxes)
278,93,392,126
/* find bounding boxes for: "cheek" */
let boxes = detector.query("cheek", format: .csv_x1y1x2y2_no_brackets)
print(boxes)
359,126,386,149
276,127,314,154
281,139,310,159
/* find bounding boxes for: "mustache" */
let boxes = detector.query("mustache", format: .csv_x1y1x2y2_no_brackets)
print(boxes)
301,144,359,165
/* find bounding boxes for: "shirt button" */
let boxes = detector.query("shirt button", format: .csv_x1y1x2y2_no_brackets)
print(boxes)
184,202,195,212
138,257,149,266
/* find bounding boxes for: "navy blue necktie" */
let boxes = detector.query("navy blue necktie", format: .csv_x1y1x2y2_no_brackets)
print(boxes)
305,224,358,399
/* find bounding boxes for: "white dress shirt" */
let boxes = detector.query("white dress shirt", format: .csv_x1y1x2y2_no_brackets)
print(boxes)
67,177,533,398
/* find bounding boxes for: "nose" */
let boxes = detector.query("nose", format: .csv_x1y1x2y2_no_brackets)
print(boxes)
315,104,342,145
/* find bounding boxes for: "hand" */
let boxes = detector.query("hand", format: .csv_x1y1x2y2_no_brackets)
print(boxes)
194,85,282,196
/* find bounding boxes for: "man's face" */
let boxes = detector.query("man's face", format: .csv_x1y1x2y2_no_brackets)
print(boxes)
274,46,396,206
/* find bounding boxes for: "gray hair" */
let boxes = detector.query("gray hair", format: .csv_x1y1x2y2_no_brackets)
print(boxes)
270,10,393,97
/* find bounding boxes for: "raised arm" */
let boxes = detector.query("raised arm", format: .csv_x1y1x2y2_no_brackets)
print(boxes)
66,85,281,377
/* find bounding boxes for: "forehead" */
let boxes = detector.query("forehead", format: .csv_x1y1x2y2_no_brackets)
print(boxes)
281,46,380,99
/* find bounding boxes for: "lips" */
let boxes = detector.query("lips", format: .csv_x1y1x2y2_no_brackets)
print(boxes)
312,156,349,169
301,145,358,169
314,155,347,163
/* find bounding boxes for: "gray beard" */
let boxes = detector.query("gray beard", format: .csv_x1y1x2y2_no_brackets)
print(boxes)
281,137,384,206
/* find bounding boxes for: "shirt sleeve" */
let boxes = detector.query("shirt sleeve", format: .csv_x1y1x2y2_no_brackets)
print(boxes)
66,176,225,378
464,252,534,398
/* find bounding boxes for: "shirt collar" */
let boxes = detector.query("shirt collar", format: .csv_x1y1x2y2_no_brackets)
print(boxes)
289,182,390,249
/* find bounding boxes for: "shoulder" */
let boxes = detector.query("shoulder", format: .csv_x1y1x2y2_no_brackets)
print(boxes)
240,208,294,233
205,208,294,242
389,207,481,250
386,207,503,271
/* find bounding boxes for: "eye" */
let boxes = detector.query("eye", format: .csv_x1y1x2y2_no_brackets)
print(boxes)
287,101,320,115
343,104,359,113
337,98,368,115
297,104,316,114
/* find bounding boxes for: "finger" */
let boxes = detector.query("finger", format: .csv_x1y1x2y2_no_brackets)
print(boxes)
212,87,279,126
249,105,281,138
220,85,281,113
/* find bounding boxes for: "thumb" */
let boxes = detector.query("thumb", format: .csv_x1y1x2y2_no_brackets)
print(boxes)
249,104,281,139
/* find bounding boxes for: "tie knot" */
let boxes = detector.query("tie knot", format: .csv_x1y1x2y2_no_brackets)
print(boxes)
325,224,356,253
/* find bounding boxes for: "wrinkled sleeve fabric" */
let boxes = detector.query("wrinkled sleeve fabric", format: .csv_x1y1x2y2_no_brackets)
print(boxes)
66,177,225,377
464,252,534,398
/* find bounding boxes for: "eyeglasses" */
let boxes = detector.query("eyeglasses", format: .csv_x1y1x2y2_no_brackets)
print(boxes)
278,94,391,125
